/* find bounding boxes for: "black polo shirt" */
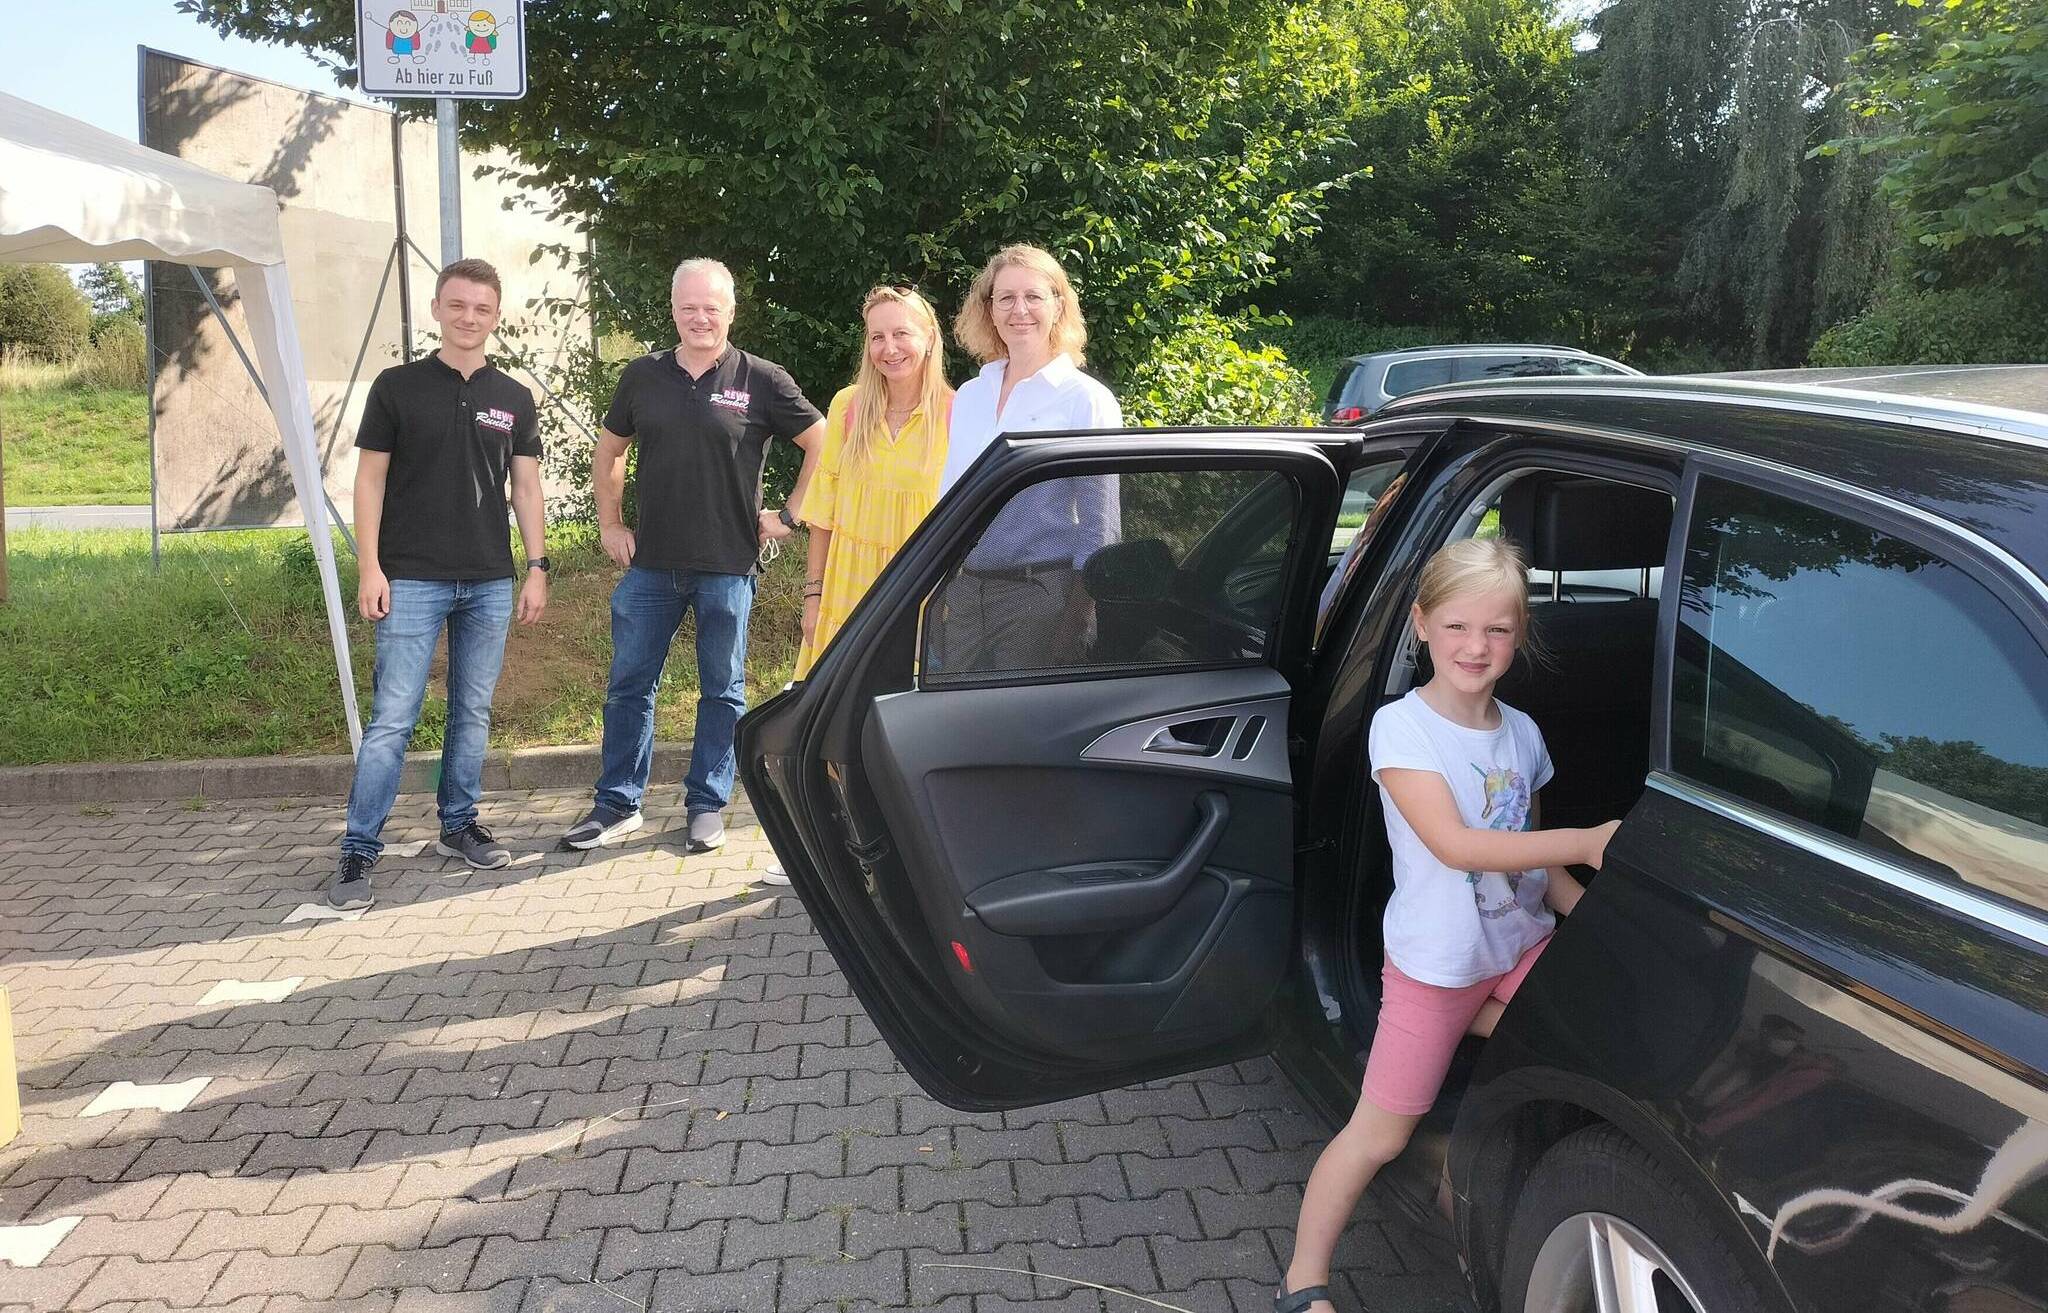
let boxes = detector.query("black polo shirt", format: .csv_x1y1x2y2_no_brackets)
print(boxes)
355,355,541,581
602,345,823,574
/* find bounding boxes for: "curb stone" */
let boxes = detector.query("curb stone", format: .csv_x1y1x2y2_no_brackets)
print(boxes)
0,743,691,805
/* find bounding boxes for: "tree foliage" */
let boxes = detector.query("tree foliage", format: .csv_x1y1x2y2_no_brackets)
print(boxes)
1121,312,1317,426
1277,0,1598,341
79,262,144,343
0,264,92,362
1828,0,2048,291
1577,0,1903,365
184,0,1361,399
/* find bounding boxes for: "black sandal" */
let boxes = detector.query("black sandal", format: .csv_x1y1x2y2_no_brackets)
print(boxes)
1275,1282,1335,1313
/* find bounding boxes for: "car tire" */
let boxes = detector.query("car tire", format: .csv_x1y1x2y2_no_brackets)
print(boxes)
1498,1125,1776,1313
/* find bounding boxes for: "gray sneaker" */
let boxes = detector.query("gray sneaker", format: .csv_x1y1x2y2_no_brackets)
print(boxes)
687,811,726,853
563,805,644,851
437,821,512,869
759,861,791,886
326,850,375,910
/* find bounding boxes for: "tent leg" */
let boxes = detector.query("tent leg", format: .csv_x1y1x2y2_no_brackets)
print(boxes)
217,263,363,751
0,413,9,605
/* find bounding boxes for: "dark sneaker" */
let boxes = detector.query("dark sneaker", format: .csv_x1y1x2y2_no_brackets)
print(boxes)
759,861,791,886
437,822,512,869
687,811,727,853
326,851,375,911
563,805,644,850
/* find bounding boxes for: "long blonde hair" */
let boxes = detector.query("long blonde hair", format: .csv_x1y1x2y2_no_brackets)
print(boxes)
953,244,1089,365
844,286,950,473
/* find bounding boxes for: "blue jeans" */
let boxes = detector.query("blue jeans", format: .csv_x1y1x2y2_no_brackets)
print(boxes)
595,566,755,817
341,577,514,859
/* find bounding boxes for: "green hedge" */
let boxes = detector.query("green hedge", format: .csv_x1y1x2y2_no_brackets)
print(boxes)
1122,313,1319,427
1810,285,2048,367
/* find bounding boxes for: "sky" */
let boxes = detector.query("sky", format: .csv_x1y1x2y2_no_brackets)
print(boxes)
0,0,364,141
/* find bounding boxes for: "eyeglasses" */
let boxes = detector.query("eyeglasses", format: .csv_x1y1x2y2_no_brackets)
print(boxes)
991,289,1052,312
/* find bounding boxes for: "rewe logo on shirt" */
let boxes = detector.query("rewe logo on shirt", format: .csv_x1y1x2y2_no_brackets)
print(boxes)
475,407,516,433
710,388,751,413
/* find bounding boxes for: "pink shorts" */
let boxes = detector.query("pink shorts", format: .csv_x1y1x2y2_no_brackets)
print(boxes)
1359,936,1551,1116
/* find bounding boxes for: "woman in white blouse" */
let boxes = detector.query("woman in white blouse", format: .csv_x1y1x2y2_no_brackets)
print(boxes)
935,245,1123,672
941,244,1122,491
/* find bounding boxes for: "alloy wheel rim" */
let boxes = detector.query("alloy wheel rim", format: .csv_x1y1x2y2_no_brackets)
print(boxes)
1523,1211,1709,1313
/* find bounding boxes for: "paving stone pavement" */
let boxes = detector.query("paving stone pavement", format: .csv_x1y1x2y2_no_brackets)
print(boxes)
0,789,1469,1312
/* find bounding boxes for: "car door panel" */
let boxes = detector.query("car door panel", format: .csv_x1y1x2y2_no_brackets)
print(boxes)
741,430,1429,1107
858,666,1294,1059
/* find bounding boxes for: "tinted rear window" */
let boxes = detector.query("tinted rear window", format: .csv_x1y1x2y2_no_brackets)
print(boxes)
1457,354,1564,380
1672,477,2048,916
1383,358,1454,398
1326,361,1361,404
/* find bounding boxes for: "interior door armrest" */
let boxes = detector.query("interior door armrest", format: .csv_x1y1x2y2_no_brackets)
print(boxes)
966,792,1231,936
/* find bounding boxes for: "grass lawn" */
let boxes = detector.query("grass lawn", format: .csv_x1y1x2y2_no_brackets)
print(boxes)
0,385,151,506
0,525,805,766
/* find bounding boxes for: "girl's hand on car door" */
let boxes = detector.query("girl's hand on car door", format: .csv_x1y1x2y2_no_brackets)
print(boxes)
1583,819,1622,870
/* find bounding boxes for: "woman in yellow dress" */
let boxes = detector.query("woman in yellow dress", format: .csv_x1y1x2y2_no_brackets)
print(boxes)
793,286,952,678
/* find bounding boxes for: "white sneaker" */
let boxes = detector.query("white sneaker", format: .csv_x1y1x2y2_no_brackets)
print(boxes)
759,861,791,886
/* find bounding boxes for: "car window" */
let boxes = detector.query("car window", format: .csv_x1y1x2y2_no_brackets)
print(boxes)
1671,476,2048,916
1456,354,1555,381
1326,361,1359,405
1316,459,1411,645
922,469,1298,685
1333,459,1404,558
1382,358,1453,398
1552,358,1629,376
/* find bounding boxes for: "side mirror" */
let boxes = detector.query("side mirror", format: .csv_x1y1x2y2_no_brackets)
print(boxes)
1083,539,1175,604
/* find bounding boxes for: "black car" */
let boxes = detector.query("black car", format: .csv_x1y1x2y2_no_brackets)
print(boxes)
740,366,2048,1313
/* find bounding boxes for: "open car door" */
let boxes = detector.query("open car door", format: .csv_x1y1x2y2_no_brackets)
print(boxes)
739,430,1362,1109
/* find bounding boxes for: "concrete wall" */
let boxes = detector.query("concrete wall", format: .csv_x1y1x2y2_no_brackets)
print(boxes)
142,48,588,530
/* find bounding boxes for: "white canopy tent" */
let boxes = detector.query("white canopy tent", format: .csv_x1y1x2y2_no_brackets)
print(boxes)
0,90,362,750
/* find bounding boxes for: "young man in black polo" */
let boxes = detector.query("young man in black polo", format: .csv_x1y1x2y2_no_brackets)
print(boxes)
563,257,823,854
328,257,550,910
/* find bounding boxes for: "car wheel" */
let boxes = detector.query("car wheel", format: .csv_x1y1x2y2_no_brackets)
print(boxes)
1499,1126,1774,1313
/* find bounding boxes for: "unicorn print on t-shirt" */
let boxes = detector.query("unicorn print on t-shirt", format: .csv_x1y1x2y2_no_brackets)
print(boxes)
1468,762,1547,919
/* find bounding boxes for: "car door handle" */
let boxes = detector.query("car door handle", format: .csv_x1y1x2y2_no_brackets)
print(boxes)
1144,717,1234,757
966,791,1232,936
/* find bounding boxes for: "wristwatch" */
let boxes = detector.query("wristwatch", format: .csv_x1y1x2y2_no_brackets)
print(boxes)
777,507,801,530
526,556,551,573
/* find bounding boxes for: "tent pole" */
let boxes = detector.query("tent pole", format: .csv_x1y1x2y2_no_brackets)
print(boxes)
0,407,9,605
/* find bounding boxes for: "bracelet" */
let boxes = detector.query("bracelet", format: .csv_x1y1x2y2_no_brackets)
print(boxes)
805,578,824,588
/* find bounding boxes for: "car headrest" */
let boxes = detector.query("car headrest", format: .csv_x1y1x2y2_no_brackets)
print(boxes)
1500,475,1671,573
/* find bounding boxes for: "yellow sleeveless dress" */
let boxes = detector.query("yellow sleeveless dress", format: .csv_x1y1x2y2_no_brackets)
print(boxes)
793,385,950,678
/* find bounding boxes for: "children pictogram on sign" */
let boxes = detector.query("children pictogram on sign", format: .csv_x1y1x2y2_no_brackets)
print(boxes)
464,9,500,62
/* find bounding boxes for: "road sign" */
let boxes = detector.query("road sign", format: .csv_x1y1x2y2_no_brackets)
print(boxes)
355,1,528,100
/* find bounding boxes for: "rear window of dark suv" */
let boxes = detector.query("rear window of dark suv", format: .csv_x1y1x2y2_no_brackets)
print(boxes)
1671,475,2048,917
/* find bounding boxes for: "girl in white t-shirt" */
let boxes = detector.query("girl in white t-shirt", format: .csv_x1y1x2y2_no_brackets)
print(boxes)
1275,536,1622,1313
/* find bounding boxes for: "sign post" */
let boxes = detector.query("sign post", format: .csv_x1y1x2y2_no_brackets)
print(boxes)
436,97,462,265
354,2,529,269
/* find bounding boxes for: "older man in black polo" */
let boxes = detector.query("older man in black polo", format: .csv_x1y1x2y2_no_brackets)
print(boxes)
563,258,824,854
